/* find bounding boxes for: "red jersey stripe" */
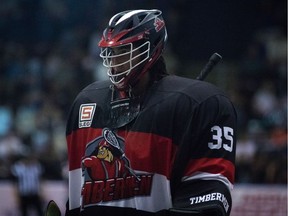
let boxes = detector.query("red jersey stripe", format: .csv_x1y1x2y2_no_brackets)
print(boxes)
183,158,235,183
123,131,177,178
67,128,177,178
67,128,102,170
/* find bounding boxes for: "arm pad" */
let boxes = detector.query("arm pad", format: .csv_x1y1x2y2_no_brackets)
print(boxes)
171,180,232,216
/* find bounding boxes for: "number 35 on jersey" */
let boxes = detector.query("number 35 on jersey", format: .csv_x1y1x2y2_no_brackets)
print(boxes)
208,126,234,152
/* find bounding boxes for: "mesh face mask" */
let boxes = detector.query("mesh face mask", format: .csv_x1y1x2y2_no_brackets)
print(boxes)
100,42,150,88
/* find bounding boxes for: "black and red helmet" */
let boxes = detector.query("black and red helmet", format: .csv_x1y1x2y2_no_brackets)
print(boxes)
98,9,168,89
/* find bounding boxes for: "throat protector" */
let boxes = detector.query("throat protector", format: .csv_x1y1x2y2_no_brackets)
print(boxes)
108,86,141,129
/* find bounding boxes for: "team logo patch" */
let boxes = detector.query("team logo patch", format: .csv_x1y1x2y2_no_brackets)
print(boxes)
81,128,153,208
154,17,165,32
79,103,96,128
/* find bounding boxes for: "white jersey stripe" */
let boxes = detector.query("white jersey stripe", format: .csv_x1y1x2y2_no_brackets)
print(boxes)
69,168,82,209
68,169,173,212
182,171,234,191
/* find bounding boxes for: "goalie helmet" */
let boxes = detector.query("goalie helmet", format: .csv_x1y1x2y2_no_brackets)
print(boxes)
98,9,168,90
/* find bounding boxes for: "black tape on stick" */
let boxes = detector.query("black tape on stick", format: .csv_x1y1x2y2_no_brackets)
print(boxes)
196,53,222,81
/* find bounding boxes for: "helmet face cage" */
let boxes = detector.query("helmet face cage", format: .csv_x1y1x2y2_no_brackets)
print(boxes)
100,41,150,86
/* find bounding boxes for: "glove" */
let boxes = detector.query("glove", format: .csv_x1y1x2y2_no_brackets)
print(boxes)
45,200,61,216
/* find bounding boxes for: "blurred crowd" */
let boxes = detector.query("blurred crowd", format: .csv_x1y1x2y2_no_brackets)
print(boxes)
0,0,286,184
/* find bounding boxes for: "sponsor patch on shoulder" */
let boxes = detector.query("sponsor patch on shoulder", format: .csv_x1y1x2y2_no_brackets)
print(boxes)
79,103,96,128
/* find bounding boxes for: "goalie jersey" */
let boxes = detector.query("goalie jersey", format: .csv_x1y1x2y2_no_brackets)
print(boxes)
65,75,237,216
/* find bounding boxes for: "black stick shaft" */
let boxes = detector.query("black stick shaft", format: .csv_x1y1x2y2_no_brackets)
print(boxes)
196,53,222,81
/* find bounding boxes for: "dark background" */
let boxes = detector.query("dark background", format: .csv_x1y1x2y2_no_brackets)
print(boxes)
0,0,286,184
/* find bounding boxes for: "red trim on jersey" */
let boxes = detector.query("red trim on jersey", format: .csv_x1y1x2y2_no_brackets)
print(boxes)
123,131,177,179
184,158,235,183
67,128,102,170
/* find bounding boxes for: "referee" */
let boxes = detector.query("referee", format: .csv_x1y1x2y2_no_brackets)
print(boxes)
11,154,44,216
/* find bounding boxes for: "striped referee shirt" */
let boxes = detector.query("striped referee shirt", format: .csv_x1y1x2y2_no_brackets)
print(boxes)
11,159,43,196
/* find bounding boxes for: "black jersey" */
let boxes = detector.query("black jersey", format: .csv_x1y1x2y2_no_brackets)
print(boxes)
65,75,237,216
